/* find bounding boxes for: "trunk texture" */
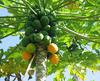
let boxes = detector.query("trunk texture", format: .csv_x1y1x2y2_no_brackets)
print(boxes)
36,46,47,81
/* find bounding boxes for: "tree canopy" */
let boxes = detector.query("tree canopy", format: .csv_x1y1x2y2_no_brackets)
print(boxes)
0,0,100,81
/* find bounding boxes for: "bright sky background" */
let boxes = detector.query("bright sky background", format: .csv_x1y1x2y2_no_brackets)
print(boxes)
0,8,100,81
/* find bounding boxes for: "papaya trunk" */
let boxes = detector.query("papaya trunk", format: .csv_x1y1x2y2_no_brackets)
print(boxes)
36,46,47,81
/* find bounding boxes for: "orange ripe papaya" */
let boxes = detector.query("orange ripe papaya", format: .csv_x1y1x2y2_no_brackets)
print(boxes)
47,43,58,53
49,54,59,64
22,51,31,61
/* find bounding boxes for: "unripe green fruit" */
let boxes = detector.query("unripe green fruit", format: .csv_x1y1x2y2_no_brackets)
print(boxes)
34,33,44,42
40,31,48,35
40,16,49,26
21,37,30,47
26,43,36,53
25,27,34,36
44,25,51,32
38,11,45,18
42,35,51,45
32,20,42,29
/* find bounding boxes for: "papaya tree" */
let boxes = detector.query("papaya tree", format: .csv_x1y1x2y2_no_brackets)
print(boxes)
0,0,100,81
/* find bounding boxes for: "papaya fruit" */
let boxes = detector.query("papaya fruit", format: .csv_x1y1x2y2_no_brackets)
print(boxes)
22,51,31,61
47,43,58,53
48,15,54,22
38,11,45,18
44,25,51,32
40,16,49,26
34,33,44,42
28,14,37,21
49,54,59,64
21,36,30,47
25,27,34,36
42,35,51,45
32,20,42,29
26,43,36,53
40,31,48,35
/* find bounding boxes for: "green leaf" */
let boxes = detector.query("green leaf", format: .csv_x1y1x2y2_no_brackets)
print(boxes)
0,1,4,5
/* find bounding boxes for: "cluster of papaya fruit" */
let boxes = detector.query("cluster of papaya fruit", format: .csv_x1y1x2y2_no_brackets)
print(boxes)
21,9,59,64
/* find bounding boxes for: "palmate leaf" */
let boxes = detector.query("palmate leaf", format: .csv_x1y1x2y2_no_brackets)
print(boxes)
0,1,4,5
0,0,11,6
86,0,100,7
0,0,31,51
0,22,25,39
0,9,27,39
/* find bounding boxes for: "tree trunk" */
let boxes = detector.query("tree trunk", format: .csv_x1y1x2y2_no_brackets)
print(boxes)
36,46,47,81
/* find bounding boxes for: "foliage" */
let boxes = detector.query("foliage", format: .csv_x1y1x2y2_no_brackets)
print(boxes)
0,0,100,80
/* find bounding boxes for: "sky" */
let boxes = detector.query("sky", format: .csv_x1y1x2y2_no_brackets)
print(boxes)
0,8,100,81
